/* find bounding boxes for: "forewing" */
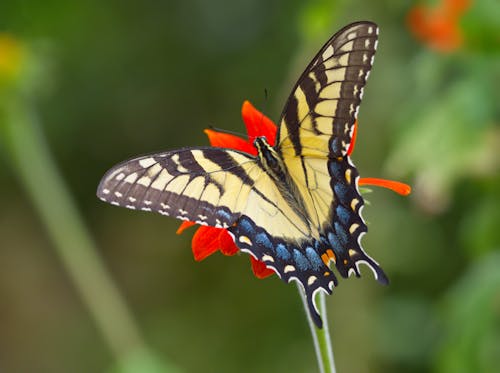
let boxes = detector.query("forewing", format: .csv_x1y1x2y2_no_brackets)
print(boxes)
97,147,261,228
277,21,378,158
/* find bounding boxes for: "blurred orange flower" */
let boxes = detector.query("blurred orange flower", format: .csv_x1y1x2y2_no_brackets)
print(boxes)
178,101,411,279
407,0,472,52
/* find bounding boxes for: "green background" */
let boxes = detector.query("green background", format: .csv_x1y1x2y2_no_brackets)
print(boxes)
1,0,499,372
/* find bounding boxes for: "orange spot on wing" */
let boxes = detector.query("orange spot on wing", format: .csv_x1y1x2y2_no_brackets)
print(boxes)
326,249,336,263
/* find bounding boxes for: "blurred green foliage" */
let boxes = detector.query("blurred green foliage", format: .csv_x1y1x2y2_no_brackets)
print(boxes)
0,1,498,372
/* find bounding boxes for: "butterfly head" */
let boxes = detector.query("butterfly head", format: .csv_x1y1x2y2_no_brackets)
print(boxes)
254,136,285,179
253,135,270,149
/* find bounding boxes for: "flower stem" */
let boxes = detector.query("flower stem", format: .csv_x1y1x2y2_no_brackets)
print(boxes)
2,94,149,362
0,43,180,370
299,285,336,373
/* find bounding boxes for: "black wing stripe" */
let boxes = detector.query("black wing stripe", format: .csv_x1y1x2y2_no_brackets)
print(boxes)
201,149,254,187
282,95,303,156
299,75,319,113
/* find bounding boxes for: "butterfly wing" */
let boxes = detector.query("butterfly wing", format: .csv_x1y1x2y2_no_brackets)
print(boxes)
97,146,314,254
274,21,388,325
277,21,378,158
97,148,261,228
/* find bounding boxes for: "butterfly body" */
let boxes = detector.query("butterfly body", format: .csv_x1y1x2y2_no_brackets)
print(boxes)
97,21,386,327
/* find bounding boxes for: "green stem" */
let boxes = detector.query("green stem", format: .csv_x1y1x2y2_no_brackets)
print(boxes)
1,96,147,362
299,285,336,373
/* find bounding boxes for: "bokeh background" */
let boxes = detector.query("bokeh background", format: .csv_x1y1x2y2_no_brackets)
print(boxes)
1,0,499,372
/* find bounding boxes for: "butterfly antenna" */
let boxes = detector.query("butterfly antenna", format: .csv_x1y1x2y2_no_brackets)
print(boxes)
245,88,271,143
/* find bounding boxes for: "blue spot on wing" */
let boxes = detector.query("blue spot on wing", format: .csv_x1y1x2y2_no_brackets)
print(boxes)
276,244,291,260
328,232,345,254
305,247,323,270
255,232,273,250
216,209,232,222
330,138,341,155
238,218,254,235
336,205,351,226
334,222,349,245
329,161,343,179
334,183,350,203
293,249,310,271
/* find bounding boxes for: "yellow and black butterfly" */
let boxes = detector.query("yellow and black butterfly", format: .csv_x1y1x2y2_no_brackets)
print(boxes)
97,21,386,328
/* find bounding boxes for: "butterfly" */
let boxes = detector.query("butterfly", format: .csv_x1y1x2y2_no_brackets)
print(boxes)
97,21,387,328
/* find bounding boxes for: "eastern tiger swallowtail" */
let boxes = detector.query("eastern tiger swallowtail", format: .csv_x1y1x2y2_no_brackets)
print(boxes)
97,21,386,328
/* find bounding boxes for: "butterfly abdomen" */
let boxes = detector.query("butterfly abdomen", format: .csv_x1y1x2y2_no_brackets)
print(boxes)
254,136,317,232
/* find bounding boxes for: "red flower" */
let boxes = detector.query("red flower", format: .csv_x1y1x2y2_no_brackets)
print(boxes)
177,101,411,279
407,0,472,52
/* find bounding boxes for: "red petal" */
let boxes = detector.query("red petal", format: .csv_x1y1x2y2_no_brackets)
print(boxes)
218,229,239,256
241,101,278,146
191,226,225,261
204,129,255,154
359,177,412,196
176,221,196,234
250,256,275,279
346,120,358,156
191,226,240,261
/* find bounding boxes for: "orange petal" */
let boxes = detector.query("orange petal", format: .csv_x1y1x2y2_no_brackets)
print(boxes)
359,177,412,196
407,5,463,52
176,221,196,234
250,256,275,279
204,129,255,154
407,5,428,39
346,120,358,156
191,226,225,261
428,15,462,51
241,100,278,146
